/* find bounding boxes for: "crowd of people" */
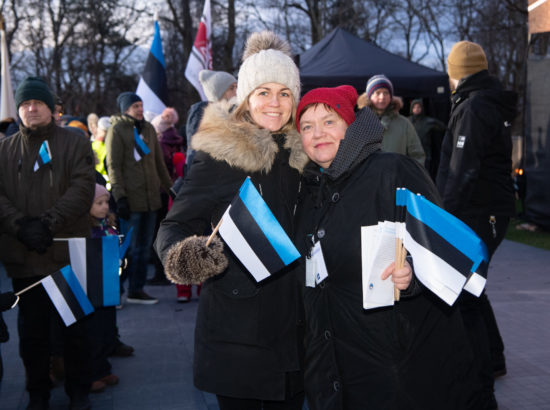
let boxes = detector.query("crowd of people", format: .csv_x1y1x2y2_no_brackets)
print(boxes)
0,30,517,410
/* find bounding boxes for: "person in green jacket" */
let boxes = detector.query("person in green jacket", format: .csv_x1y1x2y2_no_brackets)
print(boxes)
105,92,173,305
358,74,425,165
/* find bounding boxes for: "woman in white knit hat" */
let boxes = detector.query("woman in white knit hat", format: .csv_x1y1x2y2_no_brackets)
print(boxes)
155,31,309,409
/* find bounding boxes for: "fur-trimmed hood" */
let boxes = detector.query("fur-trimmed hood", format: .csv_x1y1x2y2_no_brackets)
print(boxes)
191,100,309,174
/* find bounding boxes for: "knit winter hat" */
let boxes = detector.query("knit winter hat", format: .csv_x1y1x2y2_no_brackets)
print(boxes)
366,75,394,99
447,40,488,80
199,70,237,102
14,76,55,112
97,116,111,131
94,183,110,201
117,92,142,113
296,85,358,131
237,31,300,104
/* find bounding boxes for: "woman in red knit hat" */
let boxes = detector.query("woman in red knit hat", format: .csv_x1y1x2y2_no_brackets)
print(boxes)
294,86,482,410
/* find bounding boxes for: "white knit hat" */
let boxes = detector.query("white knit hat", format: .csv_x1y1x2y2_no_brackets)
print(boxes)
236,31,300,104
199,70,237,102
97,116,111,131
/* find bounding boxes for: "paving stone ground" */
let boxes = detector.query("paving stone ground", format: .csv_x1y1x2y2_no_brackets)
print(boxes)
1,239,549,409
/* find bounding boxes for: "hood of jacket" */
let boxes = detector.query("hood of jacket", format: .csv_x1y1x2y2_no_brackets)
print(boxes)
454,70,518,121
191,99,309,174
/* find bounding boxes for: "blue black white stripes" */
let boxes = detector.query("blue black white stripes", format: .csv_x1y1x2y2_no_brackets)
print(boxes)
396,188,488,305
68,237,120,307
34,140,52,172
133,127,150,161
136,20,168,116
41,265,94,326
219,177,300,281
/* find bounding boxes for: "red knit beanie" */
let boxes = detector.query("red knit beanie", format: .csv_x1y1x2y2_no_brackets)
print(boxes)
296,85,358,131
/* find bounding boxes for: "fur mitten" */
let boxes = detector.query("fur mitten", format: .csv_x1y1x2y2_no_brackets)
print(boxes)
164,235,228,284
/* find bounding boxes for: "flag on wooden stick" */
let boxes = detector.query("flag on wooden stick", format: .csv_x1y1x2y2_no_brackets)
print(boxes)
396,188,488,305
41,266,94,326
218,177,300,282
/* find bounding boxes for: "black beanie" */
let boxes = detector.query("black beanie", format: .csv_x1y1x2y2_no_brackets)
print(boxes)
14,76,55,112
117,92,142,113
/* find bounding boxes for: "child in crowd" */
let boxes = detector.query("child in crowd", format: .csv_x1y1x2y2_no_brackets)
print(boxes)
88,184,134,393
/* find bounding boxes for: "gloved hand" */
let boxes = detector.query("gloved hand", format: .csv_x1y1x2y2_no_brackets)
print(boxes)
116,197,131,220
16,217,53,254
164,235,228,284
0,291,18,312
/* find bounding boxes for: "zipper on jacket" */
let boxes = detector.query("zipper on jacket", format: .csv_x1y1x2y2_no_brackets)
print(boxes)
49,168,53,187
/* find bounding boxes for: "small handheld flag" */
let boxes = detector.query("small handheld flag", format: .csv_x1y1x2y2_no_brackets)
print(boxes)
119,227,133,260
68,237,120,307
396,188,488,305
14,266,94,327
217,177,300,282
133,127,150,161
34,140,52,172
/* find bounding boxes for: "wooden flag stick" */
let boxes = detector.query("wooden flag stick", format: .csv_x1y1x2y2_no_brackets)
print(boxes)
394,237,406,301
206,218,223,247
15,279,43,296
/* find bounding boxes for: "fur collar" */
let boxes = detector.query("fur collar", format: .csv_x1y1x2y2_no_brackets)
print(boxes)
191,100,309,174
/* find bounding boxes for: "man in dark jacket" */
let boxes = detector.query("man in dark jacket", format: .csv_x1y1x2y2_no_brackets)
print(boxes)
105,92,172,304
436,41,518,410
0,76,96,410
409,98,446,180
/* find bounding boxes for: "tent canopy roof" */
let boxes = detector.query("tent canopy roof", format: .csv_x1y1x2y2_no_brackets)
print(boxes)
299,28,449,98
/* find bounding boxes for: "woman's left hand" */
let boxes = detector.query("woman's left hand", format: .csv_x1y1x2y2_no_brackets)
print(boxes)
381,260,412,290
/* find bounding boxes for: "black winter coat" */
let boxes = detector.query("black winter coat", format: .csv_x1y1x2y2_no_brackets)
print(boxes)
155,101,310,401
436,70,517,218
295,108,482,410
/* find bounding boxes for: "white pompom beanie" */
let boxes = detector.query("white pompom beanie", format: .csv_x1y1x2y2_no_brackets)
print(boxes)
236,31,300,105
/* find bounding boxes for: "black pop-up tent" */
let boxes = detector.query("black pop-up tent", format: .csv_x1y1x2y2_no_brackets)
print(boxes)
298,28,451,122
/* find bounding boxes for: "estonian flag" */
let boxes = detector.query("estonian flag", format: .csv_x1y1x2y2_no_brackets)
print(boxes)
33,140,52,172
396,188,488,305
68,236,120,307
136,19,168,116
41,265,94,327
133,127,150,161
219,177,300,282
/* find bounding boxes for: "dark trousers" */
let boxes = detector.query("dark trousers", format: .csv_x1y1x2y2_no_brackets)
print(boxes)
217,392,305,410
457,214,509,407
88,306,117,380
12,276,92,400
120,211,157,293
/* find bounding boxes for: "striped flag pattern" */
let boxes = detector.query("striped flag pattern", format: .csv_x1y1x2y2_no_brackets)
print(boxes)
219,177,300,282
68,236,120,307
184,0,212,101
41,265,94,326
133,127,150,161
33,140,52,172
136,20,168,116
396,188,488,305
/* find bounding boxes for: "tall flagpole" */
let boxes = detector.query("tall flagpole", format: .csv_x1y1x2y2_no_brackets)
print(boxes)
0,13,17,121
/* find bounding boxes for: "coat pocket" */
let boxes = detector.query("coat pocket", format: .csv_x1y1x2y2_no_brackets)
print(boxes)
204,279,261,346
